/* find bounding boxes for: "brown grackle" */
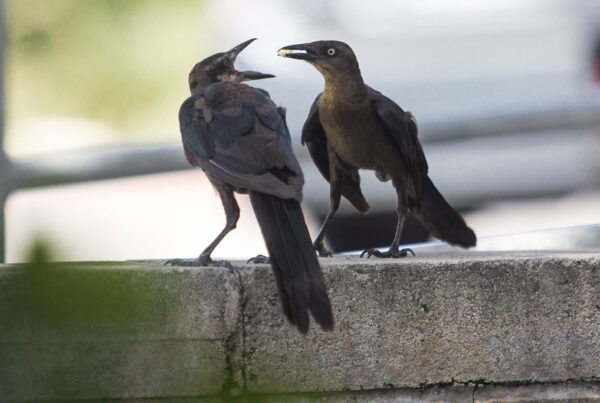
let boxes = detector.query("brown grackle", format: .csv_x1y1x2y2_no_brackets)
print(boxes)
278,40,476,258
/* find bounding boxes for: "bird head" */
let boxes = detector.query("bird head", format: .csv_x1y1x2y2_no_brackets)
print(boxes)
277,40,361,79
188,38,275,95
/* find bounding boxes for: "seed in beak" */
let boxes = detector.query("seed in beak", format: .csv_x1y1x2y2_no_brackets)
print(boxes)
277,49,295,57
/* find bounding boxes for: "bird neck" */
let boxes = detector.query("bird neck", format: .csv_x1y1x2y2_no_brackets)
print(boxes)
323,71,367,103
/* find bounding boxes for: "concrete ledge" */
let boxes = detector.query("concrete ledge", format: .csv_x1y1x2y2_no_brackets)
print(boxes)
1,252,599,401
0,262,243,400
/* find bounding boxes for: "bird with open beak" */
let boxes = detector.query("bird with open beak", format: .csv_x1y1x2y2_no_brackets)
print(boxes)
278,40,476,257
188,38,274,94
167,39,334,334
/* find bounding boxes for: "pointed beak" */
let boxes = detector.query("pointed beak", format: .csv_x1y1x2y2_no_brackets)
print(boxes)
277,43,318,61
226,38,275,82
236,70,275,81
226,38,258,58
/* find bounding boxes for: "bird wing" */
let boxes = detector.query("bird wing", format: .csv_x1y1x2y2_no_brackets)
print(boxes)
179,82,303,200
178,96,216,165
301,93,369,213
301,94,330,180
369,87,428,197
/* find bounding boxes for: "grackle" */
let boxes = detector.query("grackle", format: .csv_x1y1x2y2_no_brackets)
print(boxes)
168,39,334,334
278,40,476,257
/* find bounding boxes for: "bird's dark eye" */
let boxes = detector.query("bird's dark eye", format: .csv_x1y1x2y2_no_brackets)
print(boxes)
190,80,198,89
327,48,336,56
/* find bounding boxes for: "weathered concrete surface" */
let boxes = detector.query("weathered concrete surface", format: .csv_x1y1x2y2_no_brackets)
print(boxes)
1,252,599,401
0,261,242,401
243,252,600,393
473,382,600,402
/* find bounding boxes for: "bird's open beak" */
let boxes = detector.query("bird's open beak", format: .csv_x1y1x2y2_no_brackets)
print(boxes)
226,38,258,57
226,38,275,82
277,43,318,61
236,70,275,81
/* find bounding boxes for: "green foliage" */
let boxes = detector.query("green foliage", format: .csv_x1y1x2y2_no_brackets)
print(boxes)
0,239,168,398
0,239,153,331
5,0,206,141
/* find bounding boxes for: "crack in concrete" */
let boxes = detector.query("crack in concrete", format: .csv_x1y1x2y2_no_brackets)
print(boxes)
217,258,600,400
236,267,249,395
221,265,248,398
431,376,600,389
221,332,238,397
427,375,600,402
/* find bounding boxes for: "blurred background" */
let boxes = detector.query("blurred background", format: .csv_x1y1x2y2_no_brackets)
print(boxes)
2,0,600,263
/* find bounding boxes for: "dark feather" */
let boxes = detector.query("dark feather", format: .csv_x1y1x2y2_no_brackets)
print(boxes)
249,191,334,333
179,82,302,200
179,96,215,162
412,177,477,248
208,107,254,148
370,88,428,197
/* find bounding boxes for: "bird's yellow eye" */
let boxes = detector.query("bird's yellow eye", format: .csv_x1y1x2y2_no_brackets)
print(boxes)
327,48,336,56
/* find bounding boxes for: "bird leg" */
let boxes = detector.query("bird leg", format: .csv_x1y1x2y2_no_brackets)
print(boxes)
313,154,344,257
313,210,336,257
165,182,239,270
361,214,415,258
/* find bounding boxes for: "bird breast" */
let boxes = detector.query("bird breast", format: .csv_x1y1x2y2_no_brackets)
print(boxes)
318,102,383,171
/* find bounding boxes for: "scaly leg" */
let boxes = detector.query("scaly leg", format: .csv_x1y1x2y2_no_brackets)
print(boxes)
362,178,415,258
314,147,345,257
165,181,239,269
361,214,415,258
313,209,337,257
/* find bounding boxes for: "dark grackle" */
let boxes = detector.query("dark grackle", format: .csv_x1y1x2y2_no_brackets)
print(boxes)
167,39,333,333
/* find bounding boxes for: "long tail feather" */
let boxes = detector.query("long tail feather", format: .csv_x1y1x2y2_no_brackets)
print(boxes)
412,177,476,248
249,191,334,333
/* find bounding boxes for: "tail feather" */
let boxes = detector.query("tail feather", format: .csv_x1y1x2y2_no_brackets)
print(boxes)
249,191,334,333
412,176,477,248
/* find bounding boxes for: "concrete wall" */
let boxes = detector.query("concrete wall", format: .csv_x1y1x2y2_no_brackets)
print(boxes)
1,252,599,402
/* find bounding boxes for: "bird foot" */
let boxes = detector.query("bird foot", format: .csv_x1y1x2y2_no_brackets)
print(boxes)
247,254,270,264
360,247,415,259
164,256,234,271
314,241,333,257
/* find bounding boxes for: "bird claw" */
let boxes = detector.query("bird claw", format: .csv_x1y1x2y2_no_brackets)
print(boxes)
314,241,333,257
212,260,235,272
360,247,415,259
247,254,270,264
